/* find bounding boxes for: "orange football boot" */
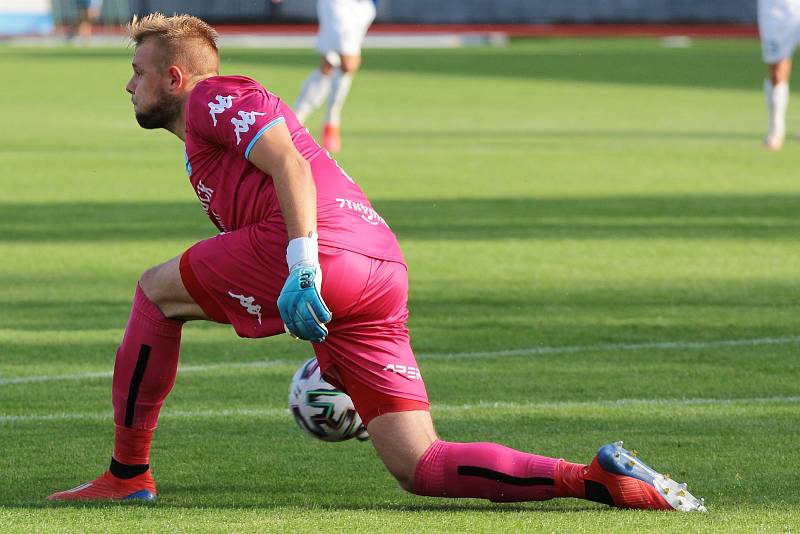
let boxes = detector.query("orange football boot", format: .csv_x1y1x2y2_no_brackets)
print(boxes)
322,123,341,153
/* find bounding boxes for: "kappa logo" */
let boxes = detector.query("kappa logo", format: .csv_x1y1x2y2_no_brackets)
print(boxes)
228,291,262,324
208,95,236,126
382,363,422,380
231,110,267,145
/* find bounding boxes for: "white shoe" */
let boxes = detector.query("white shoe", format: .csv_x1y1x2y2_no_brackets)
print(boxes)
764,129,785,151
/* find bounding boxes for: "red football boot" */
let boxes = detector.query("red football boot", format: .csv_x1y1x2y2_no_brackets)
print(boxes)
48,470,156,502
581,441,706,512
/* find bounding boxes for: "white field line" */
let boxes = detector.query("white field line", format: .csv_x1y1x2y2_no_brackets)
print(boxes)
3,396,800,424
427,335,800,359
2,335,799,387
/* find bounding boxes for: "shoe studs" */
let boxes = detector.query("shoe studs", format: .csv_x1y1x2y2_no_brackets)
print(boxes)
627,460,636,467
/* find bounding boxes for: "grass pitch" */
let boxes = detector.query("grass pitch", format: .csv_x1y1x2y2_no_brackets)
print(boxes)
1,38,799,532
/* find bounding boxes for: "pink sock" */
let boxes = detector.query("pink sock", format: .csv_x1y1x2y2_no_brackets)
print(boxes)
112,284,183,431
413,440,564,502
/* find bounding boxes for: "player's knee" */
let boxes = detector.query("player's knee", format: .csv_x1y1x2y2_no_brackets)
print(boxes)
340,59,360,74
320,57,335,75
769,59,792,85
138,265,171,311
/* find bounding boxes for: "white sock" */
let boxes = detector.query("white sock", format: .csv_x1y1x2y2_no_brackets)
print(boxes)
325,69,353,126
764,78,789,139
294,69,332,123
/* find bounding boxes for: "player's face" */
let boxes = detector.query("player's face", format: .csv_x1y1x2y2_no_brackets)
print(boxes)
125,38,182,130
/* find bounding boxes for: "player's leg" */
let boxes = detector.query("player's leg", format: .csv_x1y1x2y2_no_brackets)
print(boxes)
764,58,792,150
322,53,359,152
322,0,375,152
367,410,705,511
49,228,289,501
48,255,206,501
340,366,698,509
368,410,566,500
294,56,335,124
294,0,338,124
758,0,796,149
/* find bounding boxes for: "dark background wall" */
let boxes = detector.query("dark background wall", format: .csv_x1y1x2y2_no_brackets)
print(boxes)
57,0,759,25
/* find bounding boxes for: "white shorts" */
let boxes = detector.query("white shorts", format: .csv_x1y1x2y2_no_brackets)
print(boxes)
316,0,376,57
759,0,800,63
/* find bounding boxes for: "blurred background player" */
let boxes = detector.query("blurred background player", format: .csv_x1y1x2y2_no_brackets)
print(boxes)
287,0,377,152
758,0,800,150
69,0,102,38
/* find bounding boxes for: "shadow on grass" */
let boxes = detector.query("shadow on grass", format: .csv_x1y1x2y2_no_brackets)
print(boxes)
1,284,797,334
243,45,766,92
1,194,799,243
2,43,772,92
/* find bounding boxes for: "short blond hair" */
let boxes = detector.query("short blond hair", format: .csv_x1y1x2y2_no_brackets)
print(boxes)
127,13,219,75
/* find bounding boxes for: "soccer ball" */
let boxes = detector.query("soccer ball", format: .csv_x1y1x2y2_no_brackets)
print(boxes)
288,357,369,442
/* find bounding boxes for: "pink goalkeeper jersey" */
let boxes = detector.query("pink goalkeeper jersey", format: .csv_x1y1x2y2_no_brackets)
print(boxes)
184,75,404,265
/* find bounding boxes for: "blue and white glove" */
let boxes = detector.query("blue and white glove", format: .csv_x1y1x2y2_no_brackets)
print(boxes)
277,232,332,342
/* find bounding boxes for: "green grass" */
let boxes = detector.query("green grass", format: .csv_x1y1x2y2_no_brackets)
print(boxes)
1,37,800,532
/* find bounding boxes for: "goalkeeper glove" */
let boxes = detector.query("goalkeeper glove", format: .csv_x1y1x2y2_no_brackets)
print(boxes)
277,232,332,342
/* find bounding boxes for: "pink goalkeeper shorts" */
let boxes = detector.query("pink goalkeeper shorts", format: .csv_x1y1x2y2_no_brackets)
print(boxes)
179,228,430,421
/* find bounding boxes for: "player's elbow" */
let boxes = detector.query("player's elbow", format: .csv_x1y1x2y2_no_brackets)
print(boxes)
275,153,312,186
292,153,312,180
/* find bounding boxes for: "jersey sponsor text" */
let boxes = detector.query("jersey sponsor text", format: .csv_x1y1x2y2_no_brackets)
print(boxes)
335,197,389,227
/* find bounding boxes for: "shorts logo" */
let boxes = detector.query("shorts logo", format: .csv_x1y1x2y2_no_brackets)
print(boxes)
231,110,267,145
382,363,422,380
228,291,262,324
208,95,236,126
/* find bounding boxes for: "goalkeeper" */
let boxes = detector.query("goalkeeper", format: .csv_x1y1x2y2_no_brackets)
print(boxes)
48,14,704,512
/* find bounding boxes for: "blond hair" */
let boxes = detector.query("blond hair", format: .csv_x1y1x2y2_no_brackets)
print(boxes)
127,13,219,75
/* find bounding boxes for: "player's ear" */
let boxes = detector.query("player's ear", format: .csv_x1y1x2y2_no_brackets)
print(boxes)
166,65,184,92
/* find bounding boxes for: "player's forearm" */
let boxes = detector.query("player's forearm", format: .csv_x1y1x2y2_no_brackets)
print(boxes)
271,156,318,240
